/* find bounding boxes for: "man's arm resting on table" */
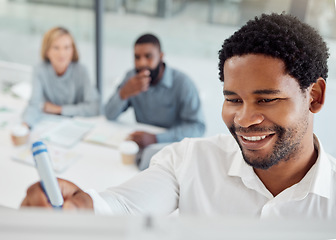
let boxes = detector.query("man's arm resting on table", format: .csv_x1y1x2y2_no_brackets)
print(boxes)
104,89,130,121
128,131,157,148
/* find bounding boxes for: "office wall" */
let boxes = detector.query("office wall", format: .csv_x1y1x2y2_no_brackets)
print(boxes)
0,0,335,142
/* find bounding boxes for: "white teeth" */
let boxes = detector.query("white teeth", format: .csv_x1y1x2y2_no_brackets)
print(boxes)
242,135,267,141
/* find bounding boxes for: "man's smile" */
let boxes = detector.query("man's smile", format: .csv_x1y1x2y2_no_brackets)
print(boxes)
236,133,276,151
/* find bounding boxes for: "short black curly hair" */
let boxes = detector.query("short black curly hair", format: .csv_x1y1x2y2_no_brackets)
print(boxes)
135,33,161,52
218,13,329,90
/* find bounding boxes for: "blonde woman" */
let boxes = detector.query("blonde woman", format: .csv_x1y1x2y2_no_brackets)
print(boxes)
23,27,99,128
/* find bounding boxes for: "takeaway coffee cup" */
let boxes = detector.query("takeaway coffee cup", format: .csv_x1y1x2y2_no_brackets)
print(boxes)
119,141,139,165
11,124,29,146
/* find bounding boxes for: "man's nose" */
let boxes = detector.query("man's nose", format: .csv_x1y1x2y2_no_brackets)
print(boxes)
137,57,149,68
234,104,264,128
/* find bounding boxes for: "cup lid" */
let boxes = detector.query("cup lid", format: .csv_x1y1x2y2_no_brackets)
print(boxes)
12,124,29,137
119,141,139,154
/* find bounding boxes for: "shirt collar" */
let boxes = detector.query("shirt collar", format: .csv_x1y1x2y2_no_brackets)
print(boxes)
227,134,333,199
156,63,173,89
308,135,332,198
227,144,273,198
228,149,252,179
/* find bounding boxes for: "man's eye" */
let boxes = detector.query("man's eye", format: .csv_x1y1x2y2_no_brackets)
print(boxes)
259,98,278,103
226,98,242,103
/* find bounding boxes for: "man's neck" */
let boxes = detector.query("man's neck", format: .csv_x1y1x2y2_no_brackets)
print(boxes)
254,141,318,197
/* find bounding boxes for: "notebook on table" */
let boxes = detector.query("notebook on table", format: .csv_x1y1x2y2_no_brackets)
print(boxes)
83,121,166,148
11,144,80,173
41,119,94,148
83,122,131,148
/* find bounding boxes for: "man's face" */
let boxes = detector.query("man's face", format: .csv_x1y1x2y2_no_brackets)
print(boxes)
222,54,313,170
134,43,162,73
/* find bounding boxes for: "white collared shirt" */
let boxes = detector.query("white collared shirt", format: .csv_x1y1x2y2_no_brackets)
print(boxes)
88,134,336,219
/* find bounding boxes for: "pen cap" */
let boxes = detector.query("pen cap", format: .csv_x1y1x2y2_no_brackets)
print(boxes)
32,141,46,151
32,141,64,208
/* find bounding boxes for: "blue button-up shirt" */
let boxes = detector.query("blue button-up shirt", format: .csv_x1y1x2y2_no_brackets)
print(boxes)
105,64,205,143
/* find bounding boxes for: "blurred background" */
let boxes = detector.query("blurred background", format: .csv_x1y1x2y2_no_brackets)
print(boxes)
0,0,335,155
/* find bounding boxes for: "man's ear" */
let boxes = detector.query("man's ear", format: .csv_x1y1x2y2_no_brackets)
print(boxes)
309,78,326,113
159,52,164,61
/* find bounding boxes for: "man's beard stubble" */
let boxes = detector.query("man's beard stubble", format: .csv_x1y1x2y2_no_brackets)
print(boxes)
136,61,162,85
229,122,307,170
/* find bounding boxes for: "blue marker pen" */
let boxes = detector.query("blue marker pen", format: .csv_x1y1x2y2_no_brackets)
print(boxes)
32,141,64,208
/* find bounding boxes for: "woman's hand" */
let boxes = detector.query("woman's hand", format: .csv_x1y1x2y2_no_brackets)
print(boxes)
43,102,62,114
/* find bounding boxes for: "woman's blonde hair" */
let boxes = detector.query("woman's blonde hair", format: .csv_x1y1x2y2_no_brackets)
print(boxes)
40,27,79,62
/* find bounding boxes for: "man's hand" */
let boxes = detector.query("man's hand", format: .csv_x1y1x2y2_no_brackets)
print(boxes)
128,131,157,149
21,178,93,210
43,102,62,114
119,70,151,100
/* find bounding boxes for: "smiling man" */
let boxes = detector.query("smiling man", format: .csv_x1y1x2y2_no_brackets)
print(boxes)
22,14,336,219
222,54,320,197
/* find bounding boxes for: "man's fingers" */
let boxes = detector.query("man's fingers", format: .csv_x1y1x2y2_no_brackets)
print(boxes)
58,179,93,210
127,132,136,141
21,179,93,210
137,69,150,77
20,196,33,207
63,190,93,210
59,179,80,198
21,182,51,208
122,76,150,98
128,132,139,142
128,131,146,148
136,77,150,90
141,82,150,91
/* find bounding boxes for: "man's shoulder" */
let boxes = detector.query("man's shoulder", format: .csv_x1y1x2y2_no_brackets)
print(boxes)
165,66,198,93
167,66,191,82
327,153,336,171
152,134,241,169
125,69,136,77
119,69,136,84
319,137,336,171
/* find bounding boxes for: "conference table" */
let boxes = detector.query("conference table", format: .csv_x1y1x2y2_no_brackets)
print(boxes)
0,92,163,209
